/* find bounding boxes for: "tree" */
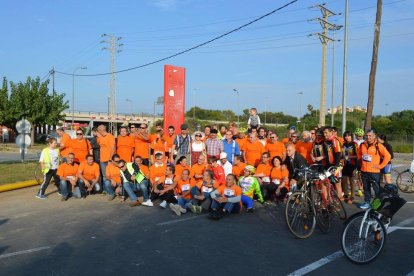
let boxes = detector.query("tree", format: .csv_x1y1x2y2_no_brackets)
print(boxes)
365,0,382,130
0,77,11,125
307,104,314,113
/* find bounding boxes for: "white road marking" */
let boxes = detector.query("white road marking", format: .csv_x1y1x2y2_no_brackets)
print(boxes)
288,216,414,276
0,246,50,259
157,214,208,226
388,226,414,231
406,202,414,204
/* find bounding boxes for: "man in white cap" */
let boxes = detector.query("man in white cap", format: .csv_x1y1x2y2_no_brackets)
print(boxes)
218,152,232,177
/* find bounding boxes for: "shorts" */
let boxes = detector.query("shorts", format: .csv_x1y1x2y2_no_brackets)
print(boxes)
381,164,392,174
342,165,356,177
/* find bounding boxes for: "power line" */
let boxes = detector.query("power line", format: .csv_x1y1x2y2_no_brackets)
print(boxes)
54,0,299,77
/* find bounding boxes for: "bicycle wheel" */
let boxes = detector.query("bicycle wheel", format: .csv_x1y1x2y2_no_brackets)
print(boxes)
341,212,386,264
396,171,414,193
330,188,347,220
285,191,316,239
34,164,44,185
311,184,331,233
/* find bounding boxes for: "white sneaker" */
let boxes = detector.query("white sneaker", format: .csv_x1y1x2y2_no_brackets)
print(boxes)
142,200,153,207
169,203,181,216
178,205,187,214
160,200,167,208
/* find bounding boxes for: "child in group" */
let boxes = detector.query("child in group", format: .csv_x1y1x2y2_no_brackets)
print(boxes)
247,108,261,130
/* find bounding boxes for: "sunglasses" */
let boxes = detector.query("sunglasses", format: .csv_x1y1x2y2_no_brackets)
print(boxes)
76,133,83,135
130,126,136,129
113,160,120,163
195,134,202,137
140,127,146,129
270,137,276,139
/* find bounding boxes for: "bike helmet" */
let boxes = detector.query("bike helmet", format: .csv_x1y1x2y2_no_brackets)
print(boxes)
244,165,256,174
354,128,364,137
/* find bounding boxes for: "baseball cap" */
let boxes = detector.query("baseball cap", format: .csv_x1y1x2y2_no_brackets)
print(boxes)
180,124,188,130
220,152,227,159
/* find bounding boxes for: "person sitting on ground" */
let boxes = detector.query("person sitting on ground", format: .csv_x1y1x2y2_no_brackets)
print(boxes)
150,165,178,208
58,153,80,201
208,156,226,187
104,154,122,201
190,154,207,184
210,174,242,219
269,156,290,202
238,165,264,212
77,154,101,195
254,152,272,194
232,155,247,179
175,156,191,178
118,159,142,207
169,169,194,216
188,170,216,214
218,152,232,177
36,137,60,200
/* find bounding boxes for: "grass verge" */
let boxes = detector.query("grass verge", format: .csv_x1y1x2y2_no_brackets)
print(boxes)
0,161,38,185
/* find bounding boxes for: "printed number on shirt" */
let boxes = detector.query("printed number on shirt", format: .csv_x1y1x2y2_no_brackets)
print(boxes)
362,154,372,162
272,179,280,185
181,184,190,191
202,186,213,193
262,177,270,183
224,189,235,197
67,176,75,180
165,178,174,185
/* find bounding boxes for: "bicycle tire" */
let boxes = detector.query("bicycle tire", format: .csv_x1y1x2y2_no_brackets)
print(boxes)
34,164,45,185
396,170,414,193
341,212,386,264
330,188,347,220
311,184,331,233
285,191,316,239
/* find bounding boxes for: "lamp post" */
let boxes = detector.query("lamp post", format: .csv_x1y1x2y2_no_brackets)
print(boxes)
72,66,87,128
193,88,197,120
125,98,133,116
233,89,240,126
298,91,304,121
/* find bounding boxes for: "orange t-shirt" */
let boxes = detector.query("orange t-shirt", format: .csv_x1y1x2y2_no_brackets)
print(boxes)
98,133,116,162
138,164,150,179
60,133,73,158
175,164,191,178
117,135,134,162
151,139,167,161
281,137,289,145
70,138,91,162
266,141,286,159
337,136,344,146
190,163,206,182
296,141,313,164
164,134,176,153
175,178,196,199
78,161,100,181
232,162,246,178
236,138,248,151
255,163,272,177
149,163,166,184
105,163,121,183
216,184,242,198
57,163,79,179
244,140,264,166
270,166,290,189
134,135,150,159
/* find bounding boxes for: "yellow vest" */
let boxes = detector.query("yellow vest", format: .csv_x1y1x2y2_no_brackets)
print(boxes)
41,147,60,174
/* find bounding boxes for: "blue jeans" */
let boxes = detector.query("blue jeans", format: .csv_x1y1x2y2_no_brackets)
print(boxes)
60,180,72,197
104,179,115,196
177,197,191,210
241,195,254,209
100,161,108,184
211,199,240,213
190,186,212,210
123,180,149,201
361,172,381,203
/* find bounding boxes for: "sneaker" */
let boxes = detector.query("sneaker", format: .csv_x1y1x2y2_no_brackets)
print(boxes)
61,196,68,201
142,200,154,207
107,194,116,201
169,203,181,216
188,203,197,214
129,200,141,207
359,202,370,209
58,192,62,197
178,205,187,214
246,208,254,213
196,206,203,214
36,194,47,200
159,200,167,208
356,190,363,197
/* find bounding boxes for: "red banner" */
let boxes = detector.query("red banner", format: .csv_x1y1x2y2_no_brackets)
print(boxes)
163,65,186,133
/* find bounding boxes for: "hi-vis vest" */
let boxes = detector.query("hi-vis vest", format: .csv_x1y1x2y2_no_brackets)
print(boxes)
120,162,146,183
41,147,60,174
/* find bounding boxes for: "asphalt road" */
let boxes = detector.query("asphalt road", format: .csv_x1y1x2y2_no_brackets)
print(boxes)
0,185,413,276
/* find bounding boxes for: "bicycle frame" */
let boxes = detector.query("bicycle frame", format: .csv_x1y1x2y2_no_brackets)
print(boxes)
358,209,390,239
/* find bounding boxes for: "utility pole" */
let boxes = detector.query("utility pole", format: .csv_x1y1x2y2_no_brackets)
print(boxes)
341,0,349,134
102,34,123,135
233,89,240,126
50,67,55,95
329,26,342,127
310,4,339,126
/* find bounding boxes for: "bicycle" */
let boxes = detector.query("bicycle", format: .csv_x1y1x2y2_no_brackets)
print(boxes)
396,162,414,193
285,166,320,239
341,184,406,264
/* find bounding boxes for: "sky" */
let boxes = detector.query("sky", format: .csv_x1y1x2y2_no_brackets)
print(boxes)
1,0,413,118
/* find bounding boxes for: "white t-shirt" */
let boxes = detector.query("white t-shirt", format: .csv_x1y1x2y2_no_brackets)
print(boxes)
191,142,205,152
39,149,59,170
218,160,233,177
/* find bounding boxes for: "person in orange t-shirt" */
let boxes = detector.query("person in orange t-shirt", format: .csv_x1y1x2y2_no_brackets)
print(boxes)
57,153,79,200
191,154,207,184
97,124,116,184
78,154,101,194
150,131,167,163
281,129,296,145
104,154,122,201
243,133,265,167
149,153,167,188
175,156,191,178
71,130,92,163
164,125,176,159
169,169,195,215
266,133,286,160
116,126,134,163
56,128,72,160
235,131,248,154
232,155,246,178
210,174,242,215
254,152,272,186
134,123,151,165
269,156,290,201
296,131,313,165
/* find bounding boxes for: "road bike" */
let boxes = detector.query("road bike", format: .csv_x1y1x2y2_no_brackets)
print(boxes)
341,184,406,264
395,162,414,193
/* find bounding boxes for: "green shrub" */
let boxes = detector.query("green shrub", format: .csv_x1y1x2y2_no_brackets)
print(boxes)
393,145,413,153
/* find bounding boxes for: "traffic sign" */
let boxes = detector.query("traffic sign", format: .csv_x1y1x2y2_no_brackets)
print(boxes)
16,119,31,133
16,134,31,148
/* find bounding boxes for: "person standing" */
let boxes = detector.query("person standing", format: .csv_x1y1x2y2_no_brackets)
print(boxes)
171,124,192,163
191,131,206,166
222,130,240,164
205,129,223,160
97,124,116,185
265,132,286,160
377,134,394,185
164,125,176,160
218,152,232,177
116,126,134,163
358,129,391,209
36,138,60,199
341,131,358,204
243,133,265,167
56,128,72,162
134,123,151,166
71,129,92,163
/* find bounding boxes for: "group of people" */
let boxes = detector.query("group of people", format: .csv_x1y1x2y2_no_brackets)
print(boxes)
35,107,394,217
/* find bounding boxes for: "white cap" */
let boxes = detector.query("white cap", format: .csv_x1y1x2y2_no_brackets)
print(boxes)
220,152,227,159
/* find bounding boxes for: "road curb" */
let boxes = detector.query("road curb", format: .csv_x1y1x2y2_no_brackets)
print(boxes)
0,180,38,193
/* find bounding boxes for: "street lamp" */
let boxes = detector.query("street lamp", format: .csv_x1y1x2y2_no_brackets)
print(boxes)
72,66,87,128
193,88,197,120
125,98,133,116
298,91,304,121
233,89,240,126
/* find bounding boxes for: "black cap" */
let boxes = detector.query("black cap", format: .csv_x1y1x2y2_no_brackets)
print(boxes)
180,124,188,130
211,129,218,134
